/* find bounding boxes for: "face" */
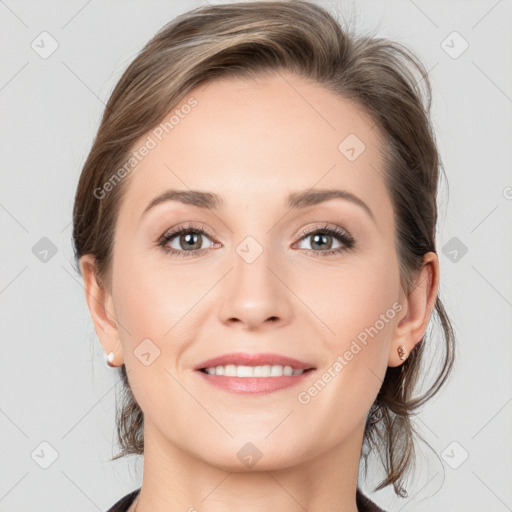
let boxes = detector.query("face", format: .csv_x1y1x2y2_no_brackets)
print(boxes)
101,71,406,470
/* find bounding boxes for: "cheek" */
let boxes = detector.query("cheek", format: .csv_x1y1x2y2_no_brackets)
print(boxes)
297,256,399,427
111,257,196,418
112,246,201,339
314,248,400,371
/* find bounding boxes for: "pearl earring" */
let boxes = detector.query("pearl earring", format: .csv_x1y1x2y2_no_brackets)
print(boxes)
105,351,115,367
397,346,407,361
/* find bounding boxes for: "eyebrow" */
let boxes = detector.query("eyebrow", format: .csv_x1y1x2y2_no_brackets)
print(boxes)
141,188,375,223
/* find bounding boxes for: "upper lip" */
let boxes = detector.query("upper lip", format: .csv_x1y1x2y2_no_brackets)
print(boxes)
194,352,316,371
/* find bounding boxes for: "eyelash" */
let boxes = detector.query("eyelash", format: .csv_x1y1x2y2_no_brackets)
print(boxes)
157,222,356,258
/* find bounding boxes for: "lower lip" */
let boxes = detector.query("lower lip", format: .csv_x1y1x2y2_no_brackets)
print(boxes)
195,369,316,395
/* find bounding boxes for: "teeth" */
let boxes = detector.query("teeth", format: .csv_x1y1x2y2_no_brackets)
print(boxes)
203,364,305,377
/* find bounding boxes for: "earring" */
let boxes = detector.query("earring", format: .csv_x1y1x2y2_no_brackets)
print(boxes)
105,351,115,367
397,346,407,361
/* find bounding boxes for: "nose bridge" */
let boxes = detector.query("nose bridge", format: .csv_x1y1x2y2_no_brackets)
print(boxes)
232,232,278,300
235,235,274,287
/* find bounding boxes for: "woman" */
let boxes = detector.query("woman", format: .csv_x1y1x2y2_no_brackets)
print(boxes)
72,1,455,511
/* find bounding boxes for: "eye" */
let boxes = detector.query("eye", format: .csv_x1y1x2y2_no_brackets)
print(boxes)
293,224,355,257
157,223,355,258
158,223,219,257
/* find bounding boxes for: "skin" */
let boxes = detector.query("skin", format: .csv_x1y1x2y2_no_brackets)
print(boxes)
80,70,439,512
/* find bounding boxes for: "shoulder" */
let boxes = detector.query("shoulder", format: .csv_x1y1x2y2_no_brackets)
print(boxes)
356,487,387,512
105,488,140,512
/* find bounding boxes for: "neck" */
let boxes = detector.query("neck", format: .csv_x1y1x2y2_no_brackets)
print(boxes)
131,420,365,512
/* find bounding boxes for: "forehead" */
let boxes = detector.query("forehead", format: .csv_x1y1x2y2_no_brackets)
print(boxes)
118,71,392,225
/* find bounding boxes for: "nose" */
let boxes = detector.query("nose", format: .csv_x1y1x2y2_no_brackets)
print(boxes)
217,245,294,331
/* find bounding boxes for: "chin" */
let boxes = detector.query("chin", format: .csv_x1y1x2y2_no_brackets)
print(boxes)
192,437,310,472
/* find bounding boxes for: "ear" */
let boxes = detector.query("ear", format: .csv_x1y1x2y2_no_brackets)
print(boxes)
79,254,124,366
389,252,439,367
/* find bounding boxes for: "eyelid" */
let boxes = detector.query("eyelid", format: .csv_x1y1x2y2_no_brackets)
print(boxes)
160,222,213,239
159,222,352,242
295,223,354,243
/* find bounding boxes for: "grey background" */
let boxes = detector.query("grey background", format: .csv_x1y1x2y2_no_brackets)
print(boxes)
1,0,511,511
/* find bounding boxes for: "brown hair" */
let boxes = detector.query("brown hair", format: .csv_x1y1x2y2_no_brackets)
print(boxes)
72,0,455,497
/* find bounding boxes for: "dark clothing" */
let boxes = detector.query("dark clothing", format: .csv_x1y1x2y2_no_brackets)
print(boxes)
356,488,387,512
106,487,387,512
106,488,140,512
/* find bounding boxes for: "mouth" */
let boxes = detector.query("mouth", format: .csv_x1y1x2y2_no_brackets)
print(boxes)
193,352,316,375
193,352,317,395
198,365,315,377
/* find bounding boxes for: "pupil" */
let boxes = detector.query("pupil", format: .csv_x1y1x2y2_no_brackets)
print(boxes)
312,233,332,250
181,232,201,250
